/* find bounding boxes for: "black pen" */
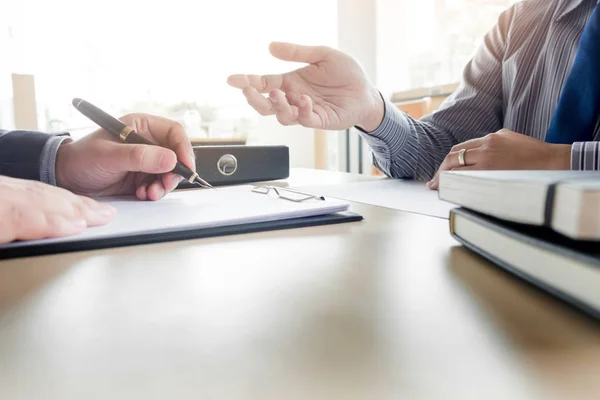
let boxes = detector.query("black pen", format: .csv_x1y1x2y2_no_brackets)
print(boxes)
72,98,214,189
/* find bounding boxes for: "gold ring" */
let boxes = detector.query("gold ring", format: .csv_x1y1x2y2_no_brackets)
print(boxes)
458,149,467,166
120,126,134,142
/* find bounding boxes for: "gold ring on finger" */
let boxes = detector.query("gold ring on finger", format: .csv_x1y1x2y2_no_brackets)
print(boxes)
458,149,467,166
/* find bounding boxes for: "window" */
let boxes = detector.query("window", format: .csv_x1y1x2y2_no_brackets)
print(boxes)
1,0,337,161
376,0,520,96
1,0,524,173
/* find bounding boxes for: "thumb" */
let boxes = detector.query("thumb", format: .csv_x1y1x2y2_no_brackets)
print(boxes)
114,144,177,174
269,42,331,64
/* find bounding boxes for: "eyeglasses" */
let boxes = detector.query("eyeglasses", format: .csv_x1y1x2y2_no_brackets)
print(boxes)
251,186,325,203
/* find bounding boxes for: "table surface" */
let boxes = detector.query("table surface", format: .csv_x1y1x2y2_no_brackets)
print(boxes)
1,168,599,400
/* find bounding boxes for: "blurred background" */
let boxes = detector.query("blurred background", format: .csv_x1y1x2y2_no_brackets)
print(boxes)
0,0,519,174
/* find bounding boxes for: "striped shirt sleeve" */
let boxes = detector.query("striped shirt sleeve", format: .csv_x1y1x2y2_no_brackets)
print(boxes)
571,142,600,170
357,98,415,179
357,5,513,181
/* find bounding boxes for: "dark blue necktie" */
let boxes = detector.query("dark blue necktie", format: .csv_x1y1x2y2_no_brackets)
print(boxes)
546,2,600,144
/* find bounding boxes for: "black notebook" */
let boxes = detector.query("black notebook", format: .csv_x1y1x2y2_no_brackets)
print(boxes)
450,208,600,320
0,185,363,260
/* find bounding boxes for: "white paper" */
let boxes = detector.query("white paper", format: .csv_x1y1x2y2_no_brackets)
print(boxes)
0,185,349,250
295,179,456,219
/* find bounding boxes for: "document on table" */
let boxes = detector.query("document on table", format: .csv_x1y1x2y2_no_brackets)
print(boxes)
0,185,350,251
295,179,456,219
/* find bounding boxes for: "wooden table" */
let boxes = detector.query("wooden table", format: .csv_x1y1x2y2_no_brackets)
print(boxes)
1,169,599,400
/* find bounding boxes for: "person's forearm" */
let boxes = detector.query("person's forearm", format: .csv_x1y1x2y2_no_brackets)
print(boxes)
571,142,600,170
0,130,70,184
357,98,463,180
356,3,512,180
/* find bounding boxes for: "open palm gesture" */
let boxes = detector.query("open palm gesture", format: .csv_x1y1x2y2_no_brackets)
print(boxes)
227,42,384,132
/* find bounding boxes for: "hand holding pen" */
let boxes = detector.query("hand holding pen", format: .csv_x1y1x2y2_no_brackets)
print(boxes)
55,102,212,202
73,98,213,189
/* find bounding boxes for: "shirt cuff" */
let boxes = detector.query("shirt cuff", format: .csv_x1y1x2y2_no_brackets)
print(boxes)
40,135,72,186
354,96,413,176
571,142,600,170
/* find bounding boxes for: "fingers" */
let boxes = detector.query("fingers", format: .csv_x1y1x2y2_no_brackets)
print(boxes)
136,185,149,201
135,174,157,201
443,148,482,171
124,114,196,173
227,43,330,91
16,180,116,224
269,42,331,64
134,173,177,202
296,95,323,128
449,137,485,153
115,114,194,198
162,172,183,193
149,172,182,201
0,178,117,244
450,166,481,171
228,74,284,93
241,87,322,128
10,210,88,242
269,90,299,125
113,144,177,174
226,75,248,89
243,87,275,116
147,180,166,201
427,148,483,190
76,196,118,227
427,176,441,191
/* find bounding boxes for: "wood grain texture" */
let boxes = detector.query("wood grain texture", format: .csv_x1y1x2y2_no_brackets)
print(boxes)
0,169,599,400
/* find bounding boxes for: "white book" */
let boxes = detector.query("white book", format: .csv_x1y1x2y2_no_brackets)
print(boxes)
439,170,600,240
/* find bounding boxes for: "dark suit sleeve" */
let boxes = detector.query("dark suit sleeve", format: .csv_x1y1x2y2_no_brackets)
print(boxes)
0,129,71,184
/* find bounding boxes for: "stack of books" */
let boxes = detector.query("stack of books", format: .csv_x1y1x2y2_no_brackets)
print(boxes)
438,170,600,319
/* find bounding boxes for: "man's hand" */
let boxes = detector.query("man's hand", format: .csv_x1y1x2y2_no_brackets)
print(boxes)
427,130,572,190
227,42,384,132
55,114,195,201
0,176,116,244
